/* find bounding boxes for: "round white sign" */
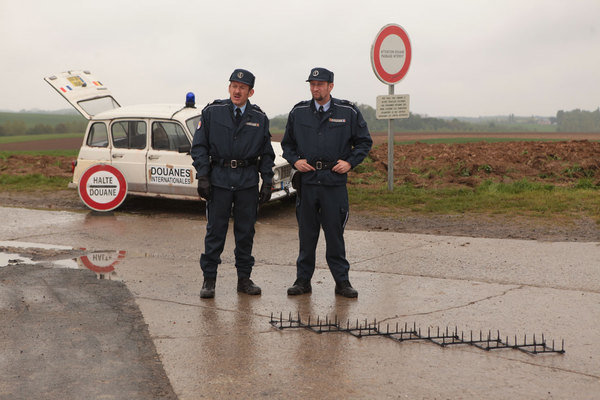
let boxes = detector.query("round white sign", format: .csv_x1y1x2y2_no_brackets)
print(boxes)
371,24,412,85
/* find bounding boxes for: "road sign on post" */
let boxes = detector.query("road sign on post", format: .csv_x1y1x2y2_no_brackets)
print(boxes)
371,23,412,191
376,94,410,119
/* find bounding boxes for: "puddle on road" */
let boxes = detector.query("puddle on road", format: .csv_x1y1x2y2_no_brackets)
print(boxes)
0,241,126,280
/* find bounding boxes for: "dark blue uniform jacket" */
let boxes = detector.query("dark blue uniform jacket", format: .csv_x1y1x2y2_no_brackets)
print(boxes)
191,99,275,190
281,98,372,186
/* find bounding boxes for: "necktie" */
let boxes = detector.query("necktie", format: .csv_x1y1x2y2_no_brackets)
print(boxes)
235,108,242,125
318,105,324,114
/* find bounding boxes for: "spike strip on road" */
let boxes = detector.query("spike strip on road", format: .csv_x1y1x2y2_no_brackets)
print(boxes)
269,313,565,355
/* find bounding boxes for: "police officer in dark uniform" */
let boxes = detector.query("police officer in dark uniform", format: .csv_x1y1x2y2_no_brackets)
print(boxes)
191,69,275,298
281,67,372,298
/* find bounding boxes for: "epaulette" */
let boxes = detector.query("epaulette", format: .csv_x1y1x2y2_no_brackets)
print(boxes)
290,100,311,113
202,99,226,112
293,100,311,108
335,98,359,114
338,99,356,107
250,103,266,115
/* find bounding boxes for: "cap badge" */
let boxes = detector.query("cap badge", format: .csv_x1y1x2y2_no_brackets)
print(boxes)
237,72,244,79
312,70,319,77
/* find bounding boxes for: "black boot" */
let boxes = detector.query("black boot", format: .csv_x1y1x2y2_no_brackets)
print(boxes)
335,280,358,298
287,279,312,295
200,278,216,298
237,277,261,295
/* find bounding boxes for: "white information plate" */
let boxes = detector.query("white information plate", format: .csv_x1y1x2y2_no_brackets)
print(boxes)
376,94,410,120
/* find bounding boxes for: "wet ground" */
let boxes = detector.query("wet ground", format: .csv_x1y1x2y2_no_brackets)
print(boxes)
1,189,599,243
0,205,599,399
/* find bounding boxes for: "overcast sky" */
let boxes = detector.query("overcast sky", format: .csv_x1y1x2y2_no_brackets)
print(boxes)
1,0,599,117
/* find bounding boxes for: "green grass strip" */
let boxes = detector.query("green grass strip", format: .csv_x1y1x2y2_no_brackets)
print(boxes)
0,174,71,191
349,179,600,221
0,133,83,144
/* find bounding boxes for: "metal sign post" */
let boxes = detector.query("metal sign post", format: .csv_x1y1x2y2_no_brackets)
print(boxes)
371,23,412,191
387,85,394,191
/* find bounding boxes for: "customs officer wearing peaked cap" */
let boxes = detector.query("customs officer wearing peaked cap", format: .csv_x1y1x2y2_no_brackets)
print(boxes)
281,67,373,298
191,68,275,298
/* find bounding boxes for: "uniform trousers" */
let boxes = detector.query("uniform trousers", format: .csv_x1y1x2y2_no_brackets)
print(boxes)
200,185,258,279
295,183,350,283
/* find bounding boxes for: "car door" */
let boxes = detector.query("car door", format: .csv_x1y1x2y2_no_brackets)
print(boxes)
110,120,148,193
44,70,120,119
146,120,197,196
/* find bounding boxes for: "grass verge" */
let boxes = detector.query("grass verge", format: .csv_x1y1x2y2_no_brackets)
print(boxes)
349,179,600,223
0,150,78,159
0,174,71,191
0,133,83,144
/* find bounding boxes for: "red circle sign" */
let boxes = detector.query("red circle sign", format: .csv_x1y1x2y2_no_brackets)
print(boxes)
78,164,127,211
371,24,412,84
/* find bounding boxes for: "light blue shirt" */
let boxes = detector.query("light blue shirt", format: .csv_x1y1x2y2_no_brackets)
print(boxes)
234,103,247,115
314,100,331,112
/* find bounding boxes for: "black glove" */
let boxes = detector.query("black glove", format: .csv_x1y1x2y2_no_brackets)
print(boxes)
197,176,211,199
258,182,272,204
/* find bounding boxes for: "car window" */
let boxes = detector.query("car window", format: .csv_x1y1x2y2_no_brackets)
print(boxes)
86,122,108,147
152,121,190,151
186,116,201,135
112,121,147,149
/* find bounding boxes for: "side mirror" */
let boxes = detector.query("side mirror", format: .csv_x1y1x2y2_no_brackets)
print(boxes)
178,144,191,154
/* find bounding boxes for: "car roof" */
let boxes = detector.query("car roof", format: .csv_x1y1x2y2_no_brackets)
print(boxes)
93,104,201,121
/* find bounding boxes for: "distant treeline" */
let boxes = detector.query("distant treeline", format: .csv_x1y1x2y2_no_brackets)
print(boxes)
0,112,86,136
270,104,564,133
2,106,599,136
556,109,600,132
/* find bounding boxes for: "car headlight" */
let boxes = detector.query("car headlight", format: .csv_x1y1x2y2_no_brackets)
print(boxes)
273,168,281,182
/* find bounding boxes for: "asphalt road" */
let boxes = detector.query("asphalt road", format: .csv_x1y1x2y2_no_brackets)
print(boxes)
1,206,599,399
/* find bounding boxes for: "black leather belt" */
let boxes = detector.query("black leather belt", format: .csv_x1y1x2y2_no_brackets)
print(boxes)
211,157,258,168
310,160,337,170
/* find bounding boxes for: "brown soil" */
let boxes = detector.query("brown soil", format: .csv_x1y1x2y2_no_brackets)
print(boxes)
1,134,599,242
364,140,600,188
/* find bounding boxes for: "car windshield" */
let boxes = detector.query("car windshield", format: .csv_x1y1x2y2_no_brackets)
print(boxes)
186,116,201,135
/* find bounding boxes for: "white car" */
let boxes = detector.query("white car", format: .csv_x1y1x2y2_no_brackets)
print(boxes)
45,70,295,211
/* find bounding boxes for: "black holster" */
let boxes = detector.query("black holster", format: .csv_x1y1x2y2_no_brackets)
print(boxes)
291,172,301,197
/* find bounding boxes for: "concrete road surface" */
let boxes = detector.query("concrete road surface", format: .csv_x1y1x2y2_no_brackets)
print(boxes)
0,206,599,399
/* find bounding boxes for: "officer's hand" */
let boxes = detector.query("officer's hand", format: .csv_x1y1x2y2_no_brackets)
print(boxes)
259,182,272,204
294,159,315,172
332,160,351,174
197,176,211,199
